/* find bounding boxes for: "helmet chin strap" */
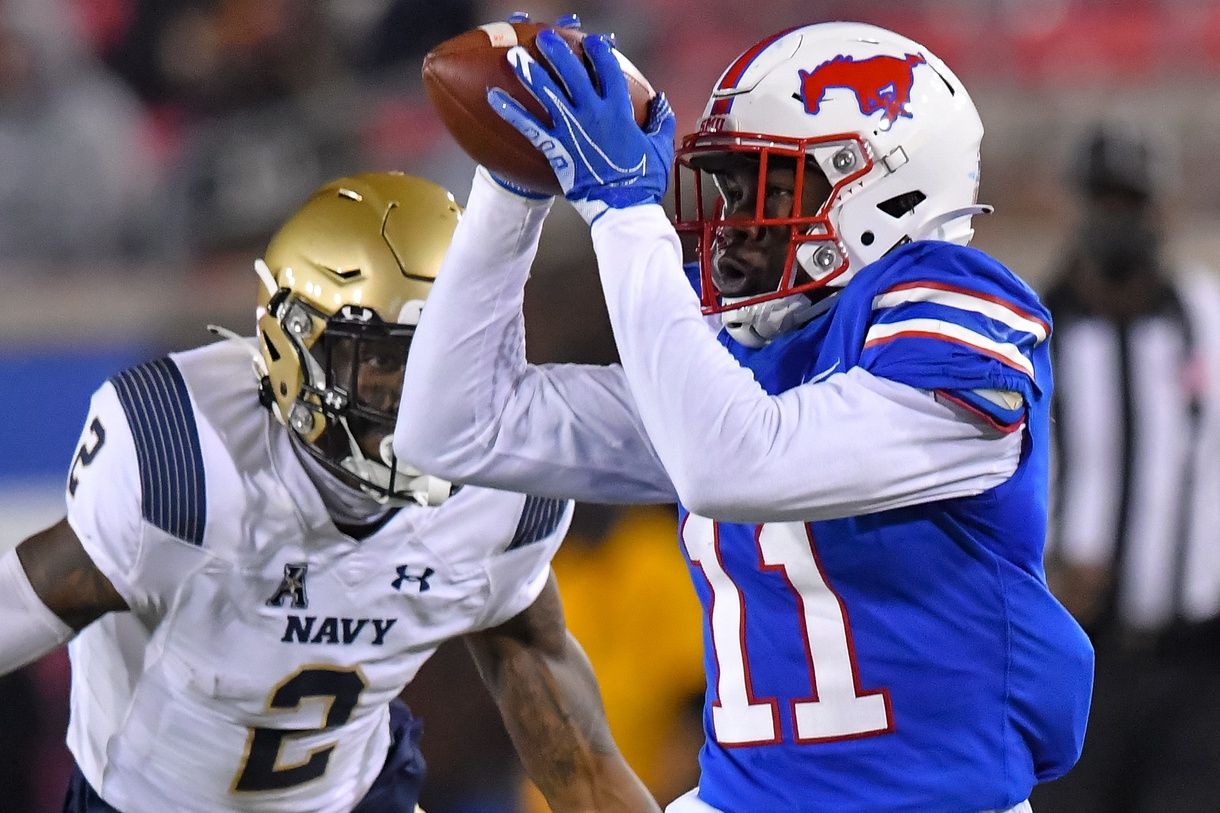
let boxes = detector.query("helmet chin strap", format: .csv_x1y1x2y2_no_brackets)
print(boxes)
335,419,452,507
206,323,284,420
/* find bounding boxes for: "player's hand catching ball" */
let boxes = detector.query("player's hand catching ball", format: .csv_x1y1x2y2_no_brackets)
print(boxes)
482,11,583,201
488,30,676,224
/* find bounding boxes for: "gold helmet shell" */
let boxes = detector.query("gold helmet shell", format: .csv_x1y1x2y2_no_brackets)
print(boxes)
255,172,461,443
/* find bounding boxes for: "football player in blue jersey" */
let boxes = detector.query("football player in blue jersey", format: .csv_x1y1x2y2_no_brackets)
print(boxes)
0,173,657,813
396,19,1095,813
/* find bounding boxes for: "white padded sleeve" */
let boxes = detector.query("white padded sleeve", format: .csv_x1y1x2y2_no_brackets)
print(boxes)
0,548,74,675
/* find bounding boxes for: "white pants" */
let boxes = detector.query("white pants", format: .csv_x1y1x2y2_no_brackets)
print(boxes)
664,788,1033,813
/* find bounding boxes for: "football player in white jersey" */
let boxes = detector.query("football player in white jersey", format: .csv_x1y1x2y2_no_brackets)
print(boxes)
0,173,658,813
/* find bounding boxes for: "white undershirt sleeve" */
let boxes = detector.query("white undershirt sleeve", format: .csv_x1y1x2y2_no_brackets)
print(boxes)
0,548,74,675
396,169,675,504
591,204,1022,523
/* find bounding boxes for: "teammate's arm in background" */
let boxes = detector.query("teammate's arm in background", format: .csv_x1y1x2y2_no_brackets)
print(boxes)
465,572,659,813
0,519,127,675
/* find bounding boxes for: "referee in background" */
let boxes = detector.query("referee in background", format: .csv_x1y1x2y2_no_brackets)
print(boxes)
1033,121,1220,811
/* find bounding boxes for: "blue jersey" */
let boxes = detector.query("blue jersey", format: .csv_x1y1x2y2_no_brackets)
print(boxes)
680,242,1093,812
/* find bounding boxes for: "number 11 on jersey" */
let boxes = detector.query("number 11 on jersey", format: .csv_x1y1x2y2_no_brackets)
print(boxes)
682,517,892,745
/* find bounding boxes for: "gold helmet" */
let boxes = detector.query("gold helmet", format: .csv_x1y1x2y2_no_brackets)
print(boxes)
252,172,461,506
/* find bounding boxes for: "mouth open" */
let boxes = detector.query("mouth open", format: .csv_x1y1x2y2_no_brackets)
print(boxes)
713,250,775,298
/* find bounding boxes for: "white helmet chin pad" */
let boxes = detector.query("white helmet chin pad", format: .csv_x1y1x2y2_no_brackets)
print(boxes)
333,424,452,507
721,294,822,348
339,454,452,507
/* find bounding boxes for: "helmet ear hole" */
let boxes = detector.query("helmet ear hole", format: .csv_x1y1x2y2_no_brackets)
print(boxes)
877,190,927,218
861,231,875,246
261,332,282,362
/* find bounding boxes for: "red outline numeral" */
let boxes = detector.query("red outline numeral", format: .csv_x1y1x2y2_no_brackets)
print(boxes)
683,516,893,745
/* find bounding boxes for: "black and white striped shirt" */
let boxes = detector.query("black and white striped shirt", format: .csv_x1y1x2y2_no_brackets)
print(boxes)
1047,267,1220,634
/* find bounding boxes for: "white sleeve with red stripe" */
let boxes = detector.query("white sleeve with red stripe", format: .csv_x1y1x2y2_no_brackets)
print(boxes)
591,205,1021,523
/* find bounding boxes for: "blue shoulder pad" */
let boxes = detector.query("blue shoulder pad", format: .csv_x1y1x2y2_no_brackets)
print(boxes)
109,358,207,545
858,242,1050,425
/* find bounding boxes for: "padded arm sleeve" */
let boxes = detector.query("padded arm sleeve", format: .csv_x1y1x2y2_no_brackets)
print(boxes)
0,548,74,675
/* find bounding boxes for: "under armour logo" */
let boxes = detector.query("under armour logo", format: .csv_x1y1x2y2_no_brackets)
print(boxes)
392,565,435,593
266,563,309,609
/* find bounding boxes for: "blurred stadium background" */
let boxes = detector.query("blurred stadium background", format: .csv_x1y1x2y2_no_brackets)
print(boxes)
2,0,1218,810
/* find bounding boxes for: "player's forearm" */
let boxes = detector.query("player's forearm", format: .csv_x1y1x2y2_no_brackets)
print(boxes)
468,577,658,812
472,630,658,813
592,206,1021,521
590,204,813,518
396,168,549,475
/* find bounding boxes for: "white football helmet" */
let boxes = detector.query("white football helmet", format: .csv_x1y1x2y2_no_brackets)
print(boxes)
675,22,990,346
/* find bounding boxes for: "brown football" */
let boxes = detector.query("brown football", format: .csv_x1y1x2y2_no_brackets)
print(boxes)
422,21,655,195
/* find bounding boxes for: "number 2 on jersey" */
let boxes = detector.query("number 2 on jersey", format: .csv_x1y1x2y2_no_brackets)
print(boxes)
233,666,367,792
67,417,106,496
682,517,892,745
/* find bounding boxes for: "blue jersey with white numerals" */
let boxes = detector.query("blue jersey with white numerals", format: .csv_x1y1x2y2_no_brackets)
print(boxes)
680,242,1093,813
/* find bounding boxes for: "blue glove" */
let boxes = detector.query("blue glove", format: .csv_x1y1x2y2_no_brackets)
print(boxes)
506,11,582,28
484,14,585,201
487,30,676,224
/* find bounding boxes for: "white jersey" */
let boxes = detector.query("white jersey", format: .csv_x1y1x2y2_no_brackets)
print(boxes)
63,339,570,813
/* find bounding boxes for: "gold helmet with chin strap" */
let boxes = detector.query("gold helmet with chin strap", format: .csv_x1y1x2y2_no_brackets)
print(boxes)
250,172,461,506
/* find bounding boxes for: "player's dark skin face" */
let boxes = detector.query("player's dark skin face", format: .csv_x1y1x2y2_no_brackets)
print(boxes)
327,336,408,460
710,154,833,298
